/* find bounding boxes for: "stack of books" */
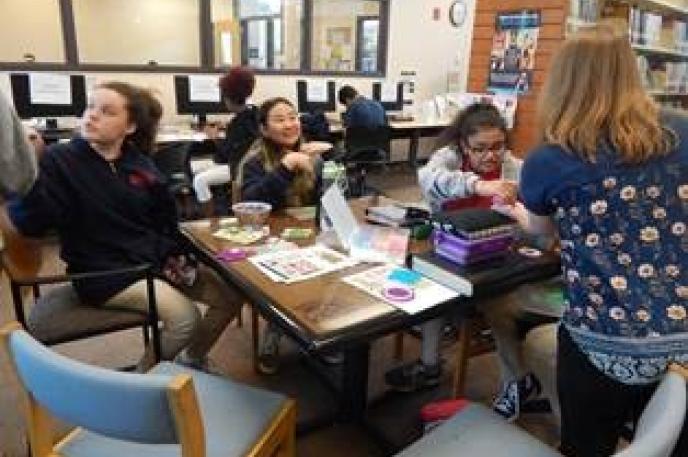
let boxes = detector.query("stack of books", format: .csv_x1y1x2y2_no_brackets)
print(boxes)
411,208,560,297
365,204,430,228
430,208,516,265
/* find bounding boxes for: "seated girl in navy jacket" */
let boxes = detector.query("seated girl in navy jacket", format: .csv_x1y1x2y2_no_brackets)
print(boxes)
235,96,331,374
6,82,243,371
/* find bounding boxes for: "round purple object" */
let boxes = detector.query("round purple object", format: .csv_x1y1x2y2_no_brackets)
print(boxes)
383,285,414,302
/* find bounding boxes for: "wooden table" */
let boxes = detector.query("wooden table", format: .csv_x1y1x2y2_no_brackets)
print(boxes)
181,198,459,423
181,199,561,423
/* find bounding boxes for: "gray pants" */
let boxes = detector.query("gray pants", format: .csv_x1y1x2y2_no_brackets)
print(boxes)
103,264,242,370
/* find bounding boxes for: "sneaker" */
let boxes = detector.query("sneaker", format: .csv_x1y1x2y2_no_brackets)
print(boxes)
385,360,441,393
174,350,219,374
257,329,281,375
520,372,542,404
493,373,542,421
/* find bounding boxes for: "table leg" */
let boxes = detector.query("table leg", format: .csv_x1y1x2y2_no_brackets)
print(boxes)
252,306,260,373
452,318,472,398
338,343,371,422
408,130,420,168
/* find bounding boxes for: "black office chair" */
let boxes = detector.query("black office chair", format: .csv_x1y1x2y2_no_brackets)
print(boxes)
300,112,333,143
343,125,391,197
1,236,161,367
152,142,193,219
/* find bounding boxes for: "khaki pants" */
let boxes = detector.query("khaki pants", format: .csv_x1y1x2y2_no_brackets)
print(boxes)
103,264,242,370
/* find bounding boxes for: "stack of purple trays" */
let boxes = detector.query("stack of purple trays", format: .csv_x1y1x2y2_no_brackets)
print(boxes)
432,229,513,265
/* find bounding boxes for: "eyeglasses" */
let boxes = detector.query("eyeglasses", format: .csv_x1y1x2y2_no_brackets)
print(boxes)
465,142,507,157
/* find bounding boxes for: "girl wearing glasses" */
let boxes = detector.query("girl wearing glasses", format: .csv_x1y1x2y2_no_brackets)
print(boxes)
418,102,519,212
386,103,553,423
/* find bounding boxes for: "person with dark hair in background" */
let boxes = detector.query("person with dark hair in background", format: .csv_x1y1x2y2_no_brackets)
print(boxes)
4,82,244,371
337,85,387,129
193,66,260,216
235,97,332,374
512,22,688,455
386,103,559,423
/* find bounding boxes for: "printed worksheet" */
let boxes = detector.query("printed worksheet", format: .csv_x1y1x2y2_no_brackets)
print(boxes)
250,245,358,283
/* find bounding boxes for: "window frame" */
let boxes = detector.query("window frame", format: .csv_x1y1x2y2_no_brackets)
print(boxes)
0,0,389,77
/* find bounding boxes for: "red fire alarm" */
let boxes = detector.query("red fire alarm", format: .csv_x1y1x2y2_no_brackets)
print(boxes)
432,7,441,21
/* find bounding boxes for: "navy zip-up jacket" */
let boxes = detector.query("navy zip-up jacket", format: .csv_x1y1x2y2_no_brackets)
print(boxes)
8,137,186,304
240,156,322,209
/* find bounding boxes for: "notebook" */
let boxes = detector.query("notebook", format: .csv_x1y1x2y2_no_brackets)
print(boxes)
431,208,516,240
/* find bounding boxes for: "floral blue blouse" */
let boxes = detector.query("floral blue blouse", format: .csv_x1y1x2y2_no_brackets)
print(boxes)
520,114,688,384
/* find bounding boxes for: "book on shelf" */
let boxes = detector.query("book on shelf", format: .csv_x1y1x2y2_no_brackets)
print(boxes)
603,2,688,51
571,0,601,23
638,55,688,94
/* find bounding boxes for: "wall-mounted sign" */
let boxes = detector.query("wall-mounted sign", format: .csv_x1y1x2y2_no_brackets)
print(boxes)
487,10,540,95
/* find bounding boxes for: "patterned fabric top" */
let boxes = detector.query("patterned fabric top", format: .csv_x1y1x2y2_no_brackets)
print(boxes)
520,112,688,384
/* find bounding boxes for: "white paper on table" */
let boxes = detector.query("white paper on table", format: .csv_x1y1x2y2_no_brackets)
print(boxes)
306,80,328,102
321,185,359,249
29,73,71,105
380,82,398,102
188,75,221,103
342,264,459,315
249,245,358,283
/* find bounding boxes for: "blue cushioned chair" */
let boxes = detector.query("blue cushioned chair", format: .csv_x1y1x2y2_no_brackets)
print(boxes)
1,322,296,457
396,365,687,457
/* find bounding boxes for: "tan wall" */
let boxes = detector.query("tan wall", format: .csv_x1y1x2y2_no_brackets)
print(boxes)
72,0,200,65
0,0,64,62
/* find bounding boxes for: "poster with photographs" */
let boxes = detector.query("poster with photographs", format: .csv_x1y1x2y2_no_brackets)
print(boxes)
487,10,541,95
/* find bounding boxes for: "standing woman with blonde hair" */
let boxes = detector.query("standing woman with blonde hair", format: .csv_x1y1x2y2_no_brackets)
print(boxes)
509,21,688,455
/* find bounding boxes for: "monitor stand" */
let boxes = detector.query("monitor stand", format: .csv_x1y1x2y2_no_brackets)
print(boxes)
45,118,58,130
195,114,207,128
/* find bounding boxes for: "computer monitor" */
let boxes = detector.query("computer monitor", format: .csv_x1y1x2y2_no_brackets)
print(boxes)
174,75,227,125
296,80,336,114
372,82,404,112
10,73,87,126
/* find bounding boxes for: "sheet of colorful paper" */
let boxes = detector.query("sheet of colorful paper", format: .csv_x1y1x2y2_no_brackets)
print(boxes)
342,264,459,314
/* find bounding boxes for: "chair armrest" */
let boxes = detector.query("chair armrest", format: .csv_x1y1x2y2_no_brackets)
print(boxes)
10,263,153,287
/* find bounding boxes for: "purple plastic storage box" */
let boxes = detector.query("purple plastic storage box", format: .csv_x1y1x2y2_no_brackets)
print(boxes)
433,230,513,265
